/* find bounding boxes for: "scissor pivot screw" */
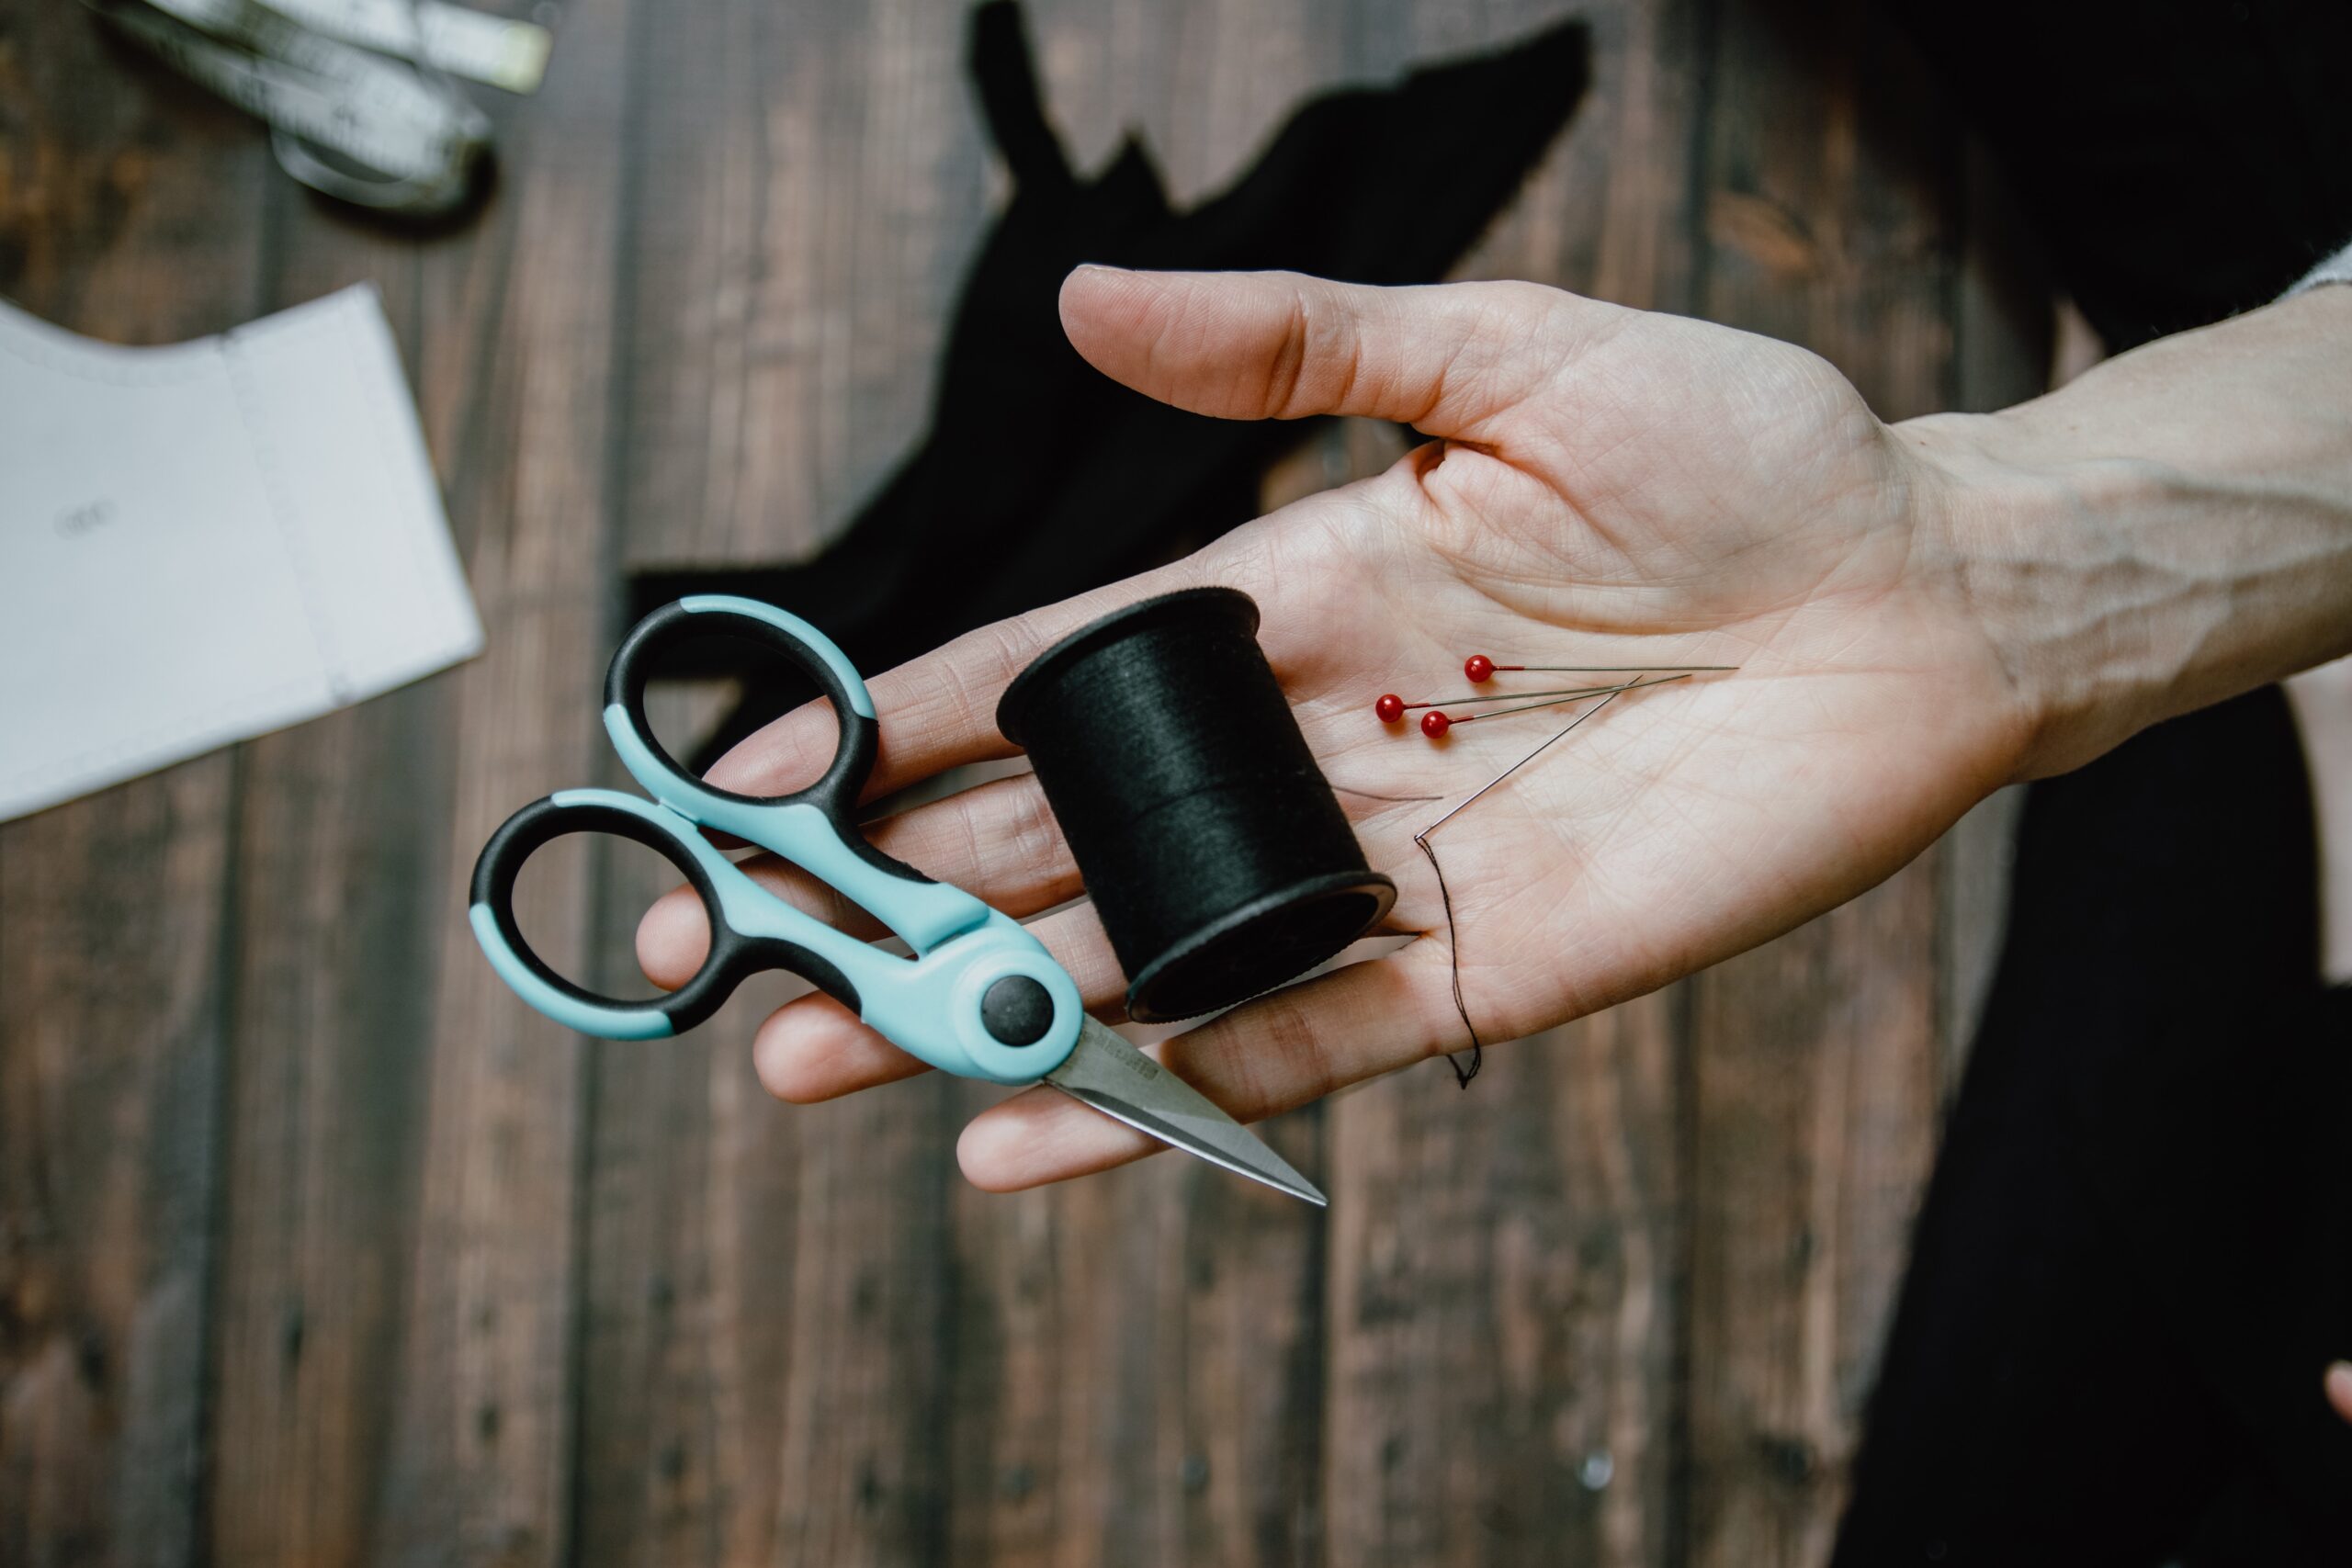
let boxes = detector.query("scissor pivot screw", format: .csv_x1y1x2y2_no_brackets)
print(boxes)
980,976,1055,1046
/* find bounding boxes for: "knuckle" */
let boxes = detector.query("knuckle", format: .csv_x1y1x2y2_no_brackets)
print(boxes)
1258,288,1316,419
1246,987,1339,1108
1002,779,1067,878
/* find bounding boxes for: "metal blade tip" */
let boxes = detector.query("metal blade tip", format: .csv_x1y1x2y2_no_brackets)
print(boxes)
1047,1022,1328,1206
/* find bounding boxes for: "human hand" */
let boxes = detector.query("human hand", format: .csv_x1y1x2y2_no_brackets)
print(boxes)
637,266,2036,1191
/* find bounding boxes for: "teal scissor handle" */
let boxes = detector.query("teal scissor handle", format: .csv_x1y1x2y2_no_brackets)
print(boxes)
468,597,1082,1084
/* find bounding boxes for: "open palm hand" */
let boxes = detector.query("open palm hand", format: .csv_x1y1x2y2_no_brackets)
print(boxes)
637,267,2030,1191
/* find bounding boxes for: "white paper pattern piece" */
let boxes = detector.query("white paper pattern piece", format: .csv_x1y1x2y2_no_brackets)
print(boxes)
0,284,482,822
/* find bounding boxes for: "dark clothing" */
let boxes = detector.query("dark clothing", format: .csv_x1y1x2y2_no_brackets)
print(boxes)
1838,3,2352,1560
1884,0,2352,353
1834,693,2352,1564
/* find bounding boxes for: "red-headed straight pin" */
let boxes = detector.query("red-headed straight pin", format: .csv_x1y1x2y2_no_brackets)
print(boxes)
1377,682,1633,725
1464,654,1738,683
1414,673,1694,739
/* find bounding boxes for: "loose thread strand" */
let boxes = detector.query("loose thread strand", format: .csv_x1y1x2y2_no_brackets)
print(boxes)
1411,675,1687,1088
1414,830,1482,1087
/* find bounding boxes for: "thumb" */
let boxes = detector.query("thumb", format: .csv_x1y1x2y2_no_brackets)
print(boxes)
1058,266,1603,438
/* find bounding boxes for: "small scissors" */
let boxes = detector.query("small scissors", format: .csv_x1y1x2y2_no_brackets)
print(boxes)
469,595,1324,1205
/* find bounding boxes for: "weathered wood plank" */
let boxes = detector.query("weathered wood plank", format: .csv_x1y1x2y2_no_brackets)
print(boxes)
571,833,820,1568
616,0,993,570
1327,1003,1684,1568
362,2,644,1554
931,8,1347,1560
579,6,1344,1567
933,1104,1329,1568
0,3,2050,1563
0,10,266,1566
575,0,975,1559
1684,1,1961,1560
153,0,647,1559
1314,3,1702,1564
0,768,239,1568
199,166,440,1568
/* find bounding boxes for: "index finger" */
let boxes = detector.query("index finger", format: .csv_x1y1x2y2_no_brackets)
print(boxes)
1058,267,1617,441
702,560,1205,801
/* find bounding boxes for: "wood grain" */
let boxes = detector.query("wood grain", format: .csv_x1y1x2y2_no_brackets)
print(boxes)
576,3,977,1555
0,8,266,1566
366,0,643,1557
925,10,1351,1563
201,172,436,1568
198,0,646,1558
0,1,2036,1563
1315,4,1702,1566
1684,2,1960,1561
934,1109,1329,1568
616,0,994,570
1327,1003,1684,1568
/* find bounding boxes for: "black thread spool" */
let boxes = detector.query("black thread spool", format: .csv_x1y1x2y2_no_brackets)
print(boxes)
997,587,1396,1023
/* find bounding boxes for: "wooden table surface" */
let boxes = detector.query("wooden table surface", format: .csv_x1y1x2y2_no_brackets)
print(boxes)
0,1,2046,1563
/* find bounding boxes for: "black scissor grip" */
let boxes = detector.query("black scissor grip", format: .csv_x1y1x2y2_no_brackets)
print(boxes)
470,795,862,1037
606,599,878,824
602,599,938,891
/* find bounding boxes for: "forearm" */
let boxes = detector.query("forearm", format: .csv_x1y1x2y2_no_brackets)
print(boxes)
1909,284,2352,778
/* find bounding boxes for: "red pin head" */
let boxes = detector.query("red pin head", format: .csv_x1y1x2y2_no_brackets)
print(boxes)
1419,710,1452,739
1374,693,1406,724
1464,654,1495,683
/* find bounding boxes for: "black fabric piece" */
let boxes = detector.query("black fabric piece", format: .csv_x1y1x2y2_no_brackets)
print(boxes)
1837,2,2352,1556
1877,0,2352,351
629,1,1589,768
996,589,1394,1023
1832,693,2352,1565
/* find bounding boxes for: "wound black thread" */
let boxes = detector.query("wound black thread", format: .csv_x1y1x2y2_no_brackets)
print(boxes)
997,587,1396,1023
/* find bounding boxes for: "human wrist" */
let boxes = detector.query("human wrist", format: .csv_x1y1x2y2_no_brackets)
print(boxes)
1900,413,2126,780
1901,290,2352,780
1901,410,2181,779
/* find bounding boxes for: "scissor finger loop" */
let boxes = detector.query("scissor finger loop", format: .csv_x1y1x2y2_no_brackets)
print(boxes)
468,595,1328,1202
600,597,987,953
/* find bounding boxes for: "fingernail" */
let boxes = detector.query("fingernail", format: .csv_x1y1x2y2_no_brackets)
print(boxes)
1070,262,1129,276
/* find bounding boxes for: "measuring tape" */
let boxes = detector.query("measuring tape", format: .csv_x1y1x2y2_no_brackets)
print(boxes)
85,0,552,219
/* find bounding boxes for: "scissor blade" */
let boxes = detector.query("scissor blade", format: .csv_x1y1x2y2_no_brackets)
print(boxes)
1044,1020,1327,1206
